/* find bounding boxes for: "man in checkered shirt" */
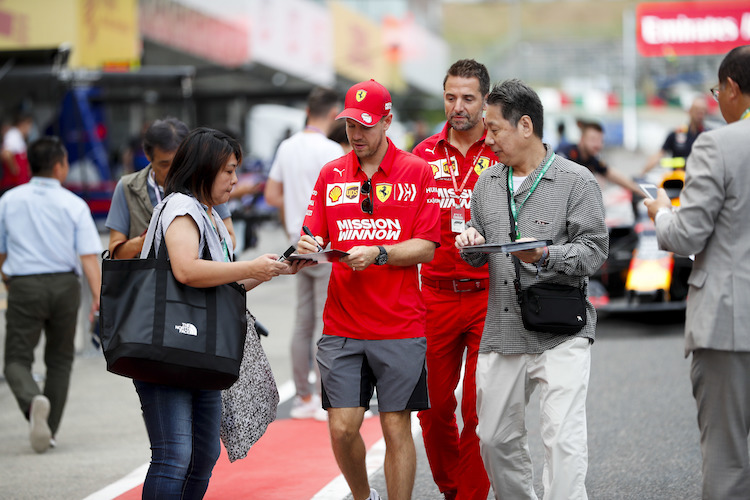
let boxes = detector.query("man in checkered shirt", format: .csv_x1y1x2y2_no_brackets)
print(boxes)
456,79,608,499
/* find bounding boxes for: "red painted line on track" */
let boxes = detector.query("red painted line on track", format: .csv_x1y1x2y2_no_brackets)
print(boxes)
115,417,384,500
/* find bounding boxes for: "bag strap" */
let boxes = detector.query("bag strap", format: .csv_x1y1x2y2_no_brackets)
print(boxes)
505,174,587,298
506,181,524,305
146,198,168,260
149,197,213,262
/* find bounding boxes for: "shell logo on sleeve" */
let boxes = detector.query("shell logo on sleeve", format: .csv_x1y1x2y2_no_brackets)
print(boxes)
327,183,361,206
429,157,458,180
327,184,344,205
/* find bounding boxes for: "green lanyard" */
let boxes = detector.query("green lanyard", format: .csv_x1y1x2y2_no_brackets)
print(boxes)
741,107,750,121
507,153,555,239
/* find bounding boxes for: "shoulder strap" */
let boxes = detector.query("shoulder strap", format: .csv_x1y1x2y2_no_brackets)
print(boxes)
506,182,524,305
148,198,169,260
506,178,586,296
150,197,212,262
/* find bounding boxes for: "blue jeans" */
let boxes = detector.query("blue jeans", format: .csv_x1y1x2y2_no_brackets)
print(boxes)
134,380,222,500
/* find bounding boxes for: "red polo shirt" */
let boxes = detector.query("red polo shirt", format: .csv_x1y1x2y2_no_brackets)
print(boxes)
412,123,496,281
303,138,440,340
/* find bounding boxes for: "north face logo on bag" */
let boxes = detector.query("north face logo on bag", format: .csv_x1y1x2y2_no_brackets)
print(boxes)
175,323,198,336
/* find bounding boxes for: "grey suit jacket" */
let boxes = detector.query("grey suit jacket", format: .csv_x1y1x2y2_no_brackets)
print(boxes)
655,118,750,355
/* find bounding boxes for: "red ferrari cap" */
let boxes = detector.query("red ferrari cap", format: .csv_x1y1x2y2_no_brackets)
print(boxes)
336,79,392,127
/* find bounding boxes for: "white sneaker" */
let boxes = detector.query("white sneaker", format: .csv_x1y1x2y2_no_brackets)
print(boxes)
368,488,381,500
290,394,324,420
29,395,52,454
313,407,328,421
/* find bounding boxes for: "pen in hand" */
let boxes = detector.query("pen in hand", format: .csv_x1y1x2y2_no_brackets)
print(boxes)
303,226,324,252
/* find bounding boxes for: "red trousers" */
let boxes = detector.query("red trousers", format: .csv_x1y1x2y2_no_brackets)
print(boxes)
418,285,490,500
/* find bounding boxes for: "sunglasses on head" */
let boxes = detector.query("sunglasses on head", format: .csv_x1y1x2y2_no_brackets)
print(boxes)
361,178,373,214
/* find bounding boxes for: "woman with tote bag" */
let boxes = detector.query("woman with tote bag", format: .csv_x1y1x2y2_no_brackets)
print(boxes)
134,128,307,499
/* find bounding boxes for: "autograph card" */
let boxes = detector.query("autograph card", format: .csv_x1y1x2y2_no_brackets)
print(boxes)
287,249,350,263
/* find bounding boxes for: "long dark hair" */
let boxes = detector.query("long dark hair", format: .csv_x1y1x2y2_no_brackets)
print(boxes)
165,127,242,205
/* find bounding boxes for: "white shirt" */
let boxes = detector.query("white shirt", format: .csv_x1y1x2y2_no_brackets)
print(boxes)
268,131,344,242
0,177,102,276
2,127,26,154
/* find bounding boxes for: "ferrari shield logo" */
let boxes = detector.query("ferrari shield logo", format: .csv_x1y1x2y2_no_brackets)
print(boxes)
375,183,392,203
356,90,367,102
474,157,491,176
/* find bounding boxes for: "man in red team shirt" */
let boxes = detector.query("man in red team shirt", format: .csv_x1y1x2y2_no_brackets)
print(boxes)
412,59,496,500
0,111,33,195
298,79,440,500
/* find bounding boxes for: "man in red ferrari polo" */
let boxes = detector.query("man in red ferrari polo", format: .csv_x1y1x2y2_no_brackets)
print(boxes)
298,79,440,500
412,59,496,500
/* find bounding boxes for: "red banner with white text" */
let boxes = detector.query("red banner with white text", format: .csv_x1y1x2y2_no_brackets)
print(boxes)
636,1,750,57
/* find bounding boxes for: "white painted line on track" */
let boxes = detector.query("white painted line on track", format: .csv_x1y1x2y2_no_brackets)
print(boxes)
83,380,298,500
83,364,461,500
82,463,149,500
312,415,424,500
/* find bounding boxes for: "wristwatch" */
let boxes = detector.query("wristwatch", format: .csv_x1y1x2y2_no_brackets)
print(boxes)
374,245,388,266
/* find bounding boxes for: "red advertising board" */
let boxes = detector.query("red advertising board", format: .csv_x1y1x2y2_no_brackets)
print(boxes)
636,1,750,57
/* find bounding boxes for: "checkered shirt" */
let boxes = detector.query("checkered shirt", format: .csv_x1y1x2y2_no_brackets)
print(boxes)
462,145,609,354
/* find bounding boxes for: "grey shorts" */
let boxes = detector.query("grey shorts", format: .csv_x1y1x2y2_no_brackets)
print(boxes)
316,335,429,413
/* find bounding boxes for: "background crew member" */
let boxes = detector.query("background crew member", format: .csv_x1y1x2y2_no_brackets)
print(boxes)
105,117,236,259
457,79,608,499
641,96,708,175
0,110,34,195
557,120,642,195
264,86,344,420
645,45,750,500
298,79,440,500
412,59,494,500
0,137,102,453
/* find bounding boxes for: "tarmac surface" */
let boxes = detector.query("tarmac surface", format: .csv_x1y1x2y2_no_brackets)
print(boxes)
0,221,451,500
0,145,702,499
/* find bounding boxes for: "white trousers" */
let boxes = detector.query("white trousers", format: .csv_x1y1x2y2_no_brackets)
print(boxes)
476,337,591,500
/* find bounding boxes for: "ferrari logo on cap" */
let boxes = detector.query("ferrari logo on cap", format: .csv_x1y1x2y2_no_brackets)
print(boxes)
356,89,367,102
376,183,392,203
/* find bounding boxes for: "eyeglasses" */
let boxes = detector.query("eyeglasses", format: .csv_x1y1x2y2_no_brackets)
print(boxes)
710,85,720,102
360,178,373,214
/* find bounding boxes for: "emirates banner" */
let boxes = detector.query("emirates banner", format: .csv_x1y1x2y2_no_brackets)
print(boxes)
636,1,750,57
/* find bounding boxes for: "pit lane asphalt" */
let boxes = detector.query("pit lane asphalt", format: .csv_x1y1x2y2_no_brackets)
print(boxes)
0,147,704,499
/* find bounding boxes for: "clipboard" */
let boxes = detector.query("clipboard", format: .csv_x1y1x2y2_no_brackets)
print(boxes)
460,239,552,254
287,249,350,263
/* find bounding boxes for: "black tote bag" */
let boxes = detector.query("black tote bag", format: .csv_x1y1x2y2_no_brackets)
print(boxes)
99,208,247,390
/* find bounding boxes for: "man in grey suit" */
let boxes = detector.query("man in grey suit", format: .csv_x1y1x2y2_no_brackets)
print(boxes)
645,45,750,500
